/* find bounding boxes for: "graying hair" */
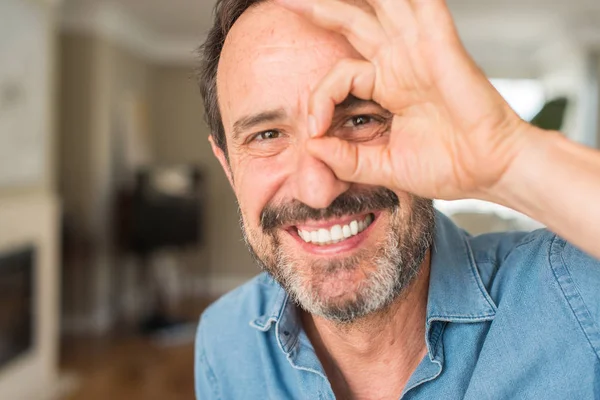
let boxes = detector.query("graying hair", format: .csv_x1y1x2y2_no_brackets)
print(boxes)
196,0,268,154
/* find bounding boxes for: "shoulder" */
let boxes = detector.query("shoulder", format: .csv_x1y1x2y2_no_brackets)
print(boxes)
194,273,283,397
467,228,556,287
548,238,600,340
468,228,551,266
196,272,280,349
469,229,600,358
469,228,600,298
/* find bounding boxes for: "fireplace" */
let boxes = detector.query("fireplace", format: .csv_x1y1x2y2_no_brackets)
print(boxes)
0,193,60,399
0,247,34,370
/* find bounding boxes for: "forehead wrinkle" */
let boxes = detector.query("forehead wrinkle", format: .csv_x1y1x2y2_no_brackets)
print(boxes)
227,39,356,76
220,46,340,127
219,3,360,74
217,1,366,138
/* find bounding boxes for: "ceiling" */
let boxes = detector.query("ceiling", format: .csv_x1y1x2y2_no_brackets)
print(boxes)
98,0,211,38
61,0,212,39
60,0,600,74
61,0,600,39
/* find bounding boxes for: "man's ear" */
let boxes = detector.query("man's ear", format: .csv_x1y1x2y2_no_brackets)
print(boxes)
209,135,234,188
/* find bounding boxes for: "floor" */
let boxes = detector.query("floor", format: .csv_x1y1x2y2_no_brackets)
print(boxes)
60,300,212,400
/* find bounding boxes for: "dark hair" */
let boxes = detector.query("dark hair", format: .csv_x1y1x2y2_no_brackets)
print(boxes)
197,0,267,154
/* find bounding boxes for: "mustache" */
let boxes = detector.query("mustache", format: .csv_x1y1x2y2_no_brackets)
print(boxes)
260,188,400,231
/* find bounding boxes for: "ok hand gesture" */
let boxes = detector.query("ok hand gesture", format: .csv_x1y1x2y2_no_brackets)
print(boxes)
277,0,529,201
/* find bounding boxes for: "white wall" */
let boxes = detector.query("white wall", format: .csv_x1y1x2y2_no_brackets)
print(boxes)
0,0,61,398
0,0,57,192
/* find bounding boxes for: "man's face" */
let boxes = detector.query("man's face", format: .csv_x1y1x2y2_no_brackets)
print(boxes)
214,2,435,322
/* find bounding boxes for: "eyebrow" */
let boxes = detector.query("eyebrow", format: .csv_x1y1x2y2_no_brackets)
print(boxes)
232,108,287,140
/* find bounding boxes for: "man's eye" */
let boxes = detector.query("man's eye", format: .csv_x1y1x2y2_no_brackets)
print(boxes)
344,115,375,128
253,130,281,141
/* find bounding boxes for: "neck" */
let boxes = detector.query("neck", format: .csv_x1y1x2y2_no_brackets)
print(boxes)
301,252,431,400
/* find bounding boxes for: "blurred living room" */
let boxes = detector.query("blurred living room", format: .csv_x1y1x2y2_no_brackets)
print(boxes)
0,0,599,399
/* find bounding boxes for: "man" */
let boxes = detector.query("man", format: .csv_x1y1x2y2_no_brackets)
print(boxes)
194,0,600,398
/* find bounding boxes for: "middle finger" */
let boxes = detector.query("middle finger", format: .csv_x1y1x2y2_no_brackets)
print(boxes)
365,0,418,40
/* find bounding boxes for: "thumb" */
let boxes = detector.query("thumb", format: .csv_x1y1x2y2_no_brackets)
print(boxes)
307,137,393,187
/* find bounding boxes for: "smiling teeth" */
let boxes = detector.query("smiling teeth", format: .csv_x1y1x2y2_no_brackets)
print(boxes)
298,214,374,245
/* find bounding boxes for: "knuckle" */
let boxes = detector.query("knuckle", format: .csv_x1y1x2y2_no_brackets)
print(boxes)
330,15,353,35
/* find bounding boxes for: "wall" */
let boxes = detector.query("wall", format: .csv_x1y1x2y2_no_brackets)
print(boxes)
59,34,152,240
150,66,257,289
58,32,155,331
0,0,56,192
58,34,257,331
57,34,96,236
0,0,61,398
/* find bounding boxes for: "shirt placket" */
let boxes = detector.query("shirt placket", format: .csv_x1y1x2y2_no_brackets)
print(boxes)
400,320,446,399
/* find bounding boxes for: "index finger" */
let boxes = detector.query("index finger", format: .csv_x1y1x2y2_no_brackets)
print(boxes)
275,0,387,60
309,58,376,138
306,136,393,187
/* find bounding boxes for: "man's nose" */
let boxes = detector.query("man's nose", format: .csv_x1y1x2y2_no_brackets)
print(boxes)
291,150,351,209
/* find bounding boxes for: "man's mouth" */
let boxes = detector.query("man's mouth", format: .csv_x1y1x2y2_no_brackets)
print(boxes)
294,213,375,246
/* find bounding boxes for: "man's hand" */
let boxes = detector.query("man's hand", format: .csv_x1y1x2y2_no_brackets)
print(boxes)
277,0,600,260
276,0,529,201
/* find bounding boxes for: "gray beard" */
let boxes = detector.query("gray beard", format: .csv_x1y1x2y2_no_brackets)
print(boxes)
240,198,435,324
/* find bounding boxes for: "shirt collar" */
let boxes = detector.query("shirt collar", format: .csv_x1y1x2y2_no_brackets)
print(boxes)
249,274,289,332
250,210,497,333
426,211,497,323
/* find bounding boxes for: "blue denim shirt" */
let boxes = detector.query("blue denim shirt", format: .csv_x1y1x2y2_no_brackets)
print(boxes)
195,212,600,399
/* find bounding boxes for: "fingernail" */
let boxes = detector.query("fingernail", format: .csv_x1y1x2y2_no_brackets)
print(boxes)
308,115,318,138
